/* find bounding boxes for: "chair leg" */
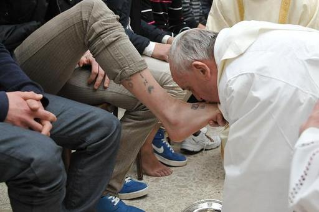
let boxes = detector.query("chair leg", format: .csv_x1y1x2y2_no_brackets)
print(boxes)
136,150,143,180
62,148,72,171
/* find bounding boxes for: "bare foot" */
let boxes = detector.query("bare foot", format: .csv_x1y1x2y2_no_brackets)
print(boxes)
141,150,173,177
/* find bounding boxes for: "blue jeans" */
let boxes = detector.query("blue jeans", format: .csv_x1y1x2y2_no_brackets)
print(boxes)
0,94,121,212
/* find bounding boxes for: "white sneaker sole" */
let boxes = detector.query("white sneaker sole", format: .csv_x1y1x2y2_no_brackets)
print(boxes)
154,153,187,167
181,139,221,152
118,187,148,200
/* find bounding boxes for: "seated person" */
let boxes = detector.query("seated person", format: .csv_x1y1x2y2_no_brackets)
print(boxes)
1,0,224,211
0,43,121,211
107,0,220,178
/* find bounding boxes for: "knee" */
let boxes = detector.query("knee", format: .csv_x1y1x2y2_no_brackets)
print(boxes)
78,0,114,16
88,109,121,149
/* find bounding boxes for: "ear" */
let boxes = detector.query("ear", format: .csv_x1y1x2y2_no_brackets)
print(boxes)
191,61,212,80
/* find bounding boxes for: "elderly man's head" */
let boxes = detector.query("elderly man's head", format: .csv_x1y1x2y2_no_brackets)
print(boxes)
169,29,220,103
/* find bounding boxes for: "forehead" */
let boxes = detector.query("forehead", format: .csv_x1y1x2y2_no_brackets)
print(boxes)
171,69,193,89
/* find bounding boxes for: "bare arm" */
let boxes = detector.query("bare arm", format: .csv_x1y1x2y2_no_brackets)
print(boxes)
121,68,224,141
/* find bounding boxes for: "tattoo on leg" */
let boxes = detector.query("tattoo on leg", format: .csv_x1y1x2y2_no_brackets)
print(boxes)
191,103,200,110
125,77,133,88
148,86,154,94
140,73,148,86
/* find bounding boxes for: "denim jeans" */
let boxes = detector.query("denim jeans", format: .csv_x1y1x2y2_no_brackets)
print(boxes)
0,94,121,212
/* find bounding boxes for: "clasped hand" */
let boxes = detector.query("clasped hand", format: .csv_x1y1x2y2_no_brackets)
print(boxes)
5,91,57,136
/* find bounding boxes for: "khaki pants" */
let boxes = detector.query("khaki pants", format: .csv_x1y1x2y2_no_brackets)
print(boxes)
14,0,185,195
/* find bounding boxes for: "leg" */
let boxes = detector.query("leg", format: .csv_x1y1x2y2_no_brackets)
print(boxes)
0,123,65,212
141,56,187,176
141,123,173,177
58,64,185,194
46,94,121,211
14,0,146,94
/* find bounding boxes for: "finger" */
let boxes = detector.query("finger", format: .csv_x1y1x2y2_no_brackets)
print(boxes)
26,99,41,111
18,92,43,101
87,59,99,85
312,101,319,112
94,66,105,89
41,120,53,136
104,72,110,88
24,119,43,133
209,121,219,127
78,58,85,67
216,113,226,126
34,109,57,122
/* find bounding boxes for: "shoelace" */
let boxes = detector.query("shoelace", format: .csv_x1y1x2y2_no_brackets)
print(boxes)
162,139,174,153
108,195,120,206
124,177,132,184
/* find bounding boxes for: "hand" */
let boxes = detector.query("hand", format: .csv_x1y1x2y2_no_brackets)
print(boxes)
300,101,319,134
208,107,227,127
78,50,110,89
5,92,57,135
26,99,55,136
152,43,171,62
167,37,174,44
197,23,206,29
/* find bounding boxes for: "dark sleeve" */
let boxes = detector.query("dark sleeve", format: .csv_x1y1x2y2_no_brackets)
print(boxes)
168,0,190,34
0,91,9,122
0,22,41,53
0,44,48,121
125,28,150,54
182,0,199,28
201,0,212,19
140,20,171,43
141,0,155,24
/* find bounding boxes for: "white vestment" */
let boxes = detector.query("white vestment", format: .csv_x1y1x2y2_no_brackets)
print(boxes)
206,0,319,32
215,21,319,212
289,127,319,212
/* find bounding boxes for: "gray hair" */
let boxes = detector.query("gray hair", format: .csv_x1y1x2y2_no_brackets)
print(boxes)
169,29,218,72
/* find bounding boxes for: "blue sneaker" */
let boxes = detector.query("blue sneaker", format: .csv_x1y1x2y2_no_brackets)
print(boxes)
96,195,144,212
152,128,187,167
118,177,148,200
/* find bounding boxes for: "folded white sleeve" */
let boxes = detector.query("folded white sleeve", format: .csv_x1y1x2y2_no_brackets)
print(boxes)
289,127,319,212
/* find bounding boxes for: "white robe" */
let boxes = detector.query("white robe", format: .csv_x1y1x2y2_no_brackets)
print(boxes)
215,21,319,212
206,0,319,32
289,127,319,212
